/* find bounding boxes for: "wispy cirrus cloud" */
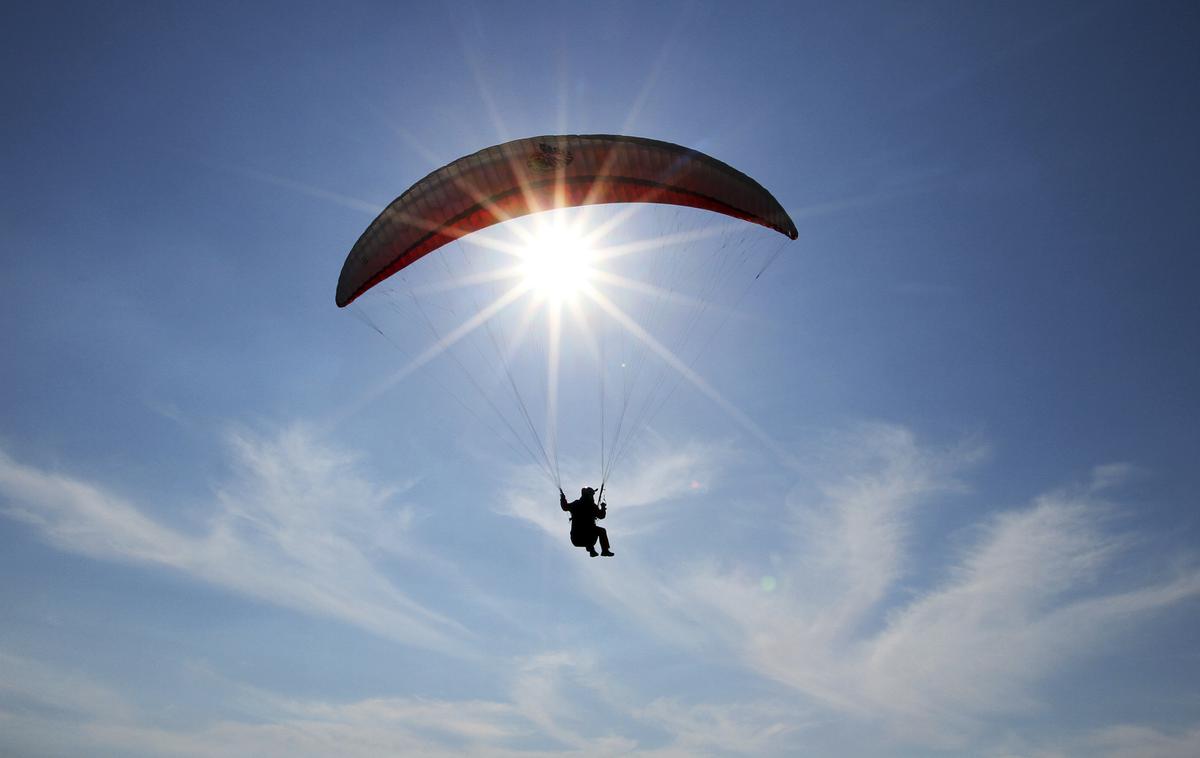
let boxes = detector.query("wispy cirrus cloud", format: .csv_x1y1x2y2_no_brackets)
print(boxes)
500,433,729,539
4,422,1196,756
986,721,1200,758
634,698,811,757
0,652,136,723
1083,723,1200,758
504,423,1200,749
0,645,806,758
696,437,1197,745
0,426,471,655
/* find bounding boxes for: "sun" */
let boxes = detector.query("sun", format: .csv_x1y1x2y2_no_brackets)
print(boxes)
518,219,595,302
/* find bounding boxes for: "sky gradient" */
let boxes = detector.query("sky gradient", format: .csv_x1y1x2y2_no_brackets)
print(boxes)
2,2,1199,756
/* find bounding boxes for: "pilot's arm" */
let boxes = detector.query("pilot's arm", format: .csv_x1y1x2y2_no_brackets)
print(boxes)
597,501,607,519
560,489,570,511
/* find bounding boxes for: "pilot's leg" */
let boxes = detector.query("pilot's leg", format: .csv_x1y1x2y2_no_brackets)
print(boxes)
596,527,612,555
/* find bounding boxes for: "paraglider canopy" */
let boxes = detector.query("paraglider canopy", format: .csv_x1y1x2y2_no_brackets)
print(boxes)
336,134,797,307
337,133,797,495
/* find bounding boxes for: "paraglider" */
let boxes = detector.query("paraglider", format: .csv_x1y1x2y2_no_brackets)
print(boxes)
336,134,796,307
336,134,796,553
559,486,612,557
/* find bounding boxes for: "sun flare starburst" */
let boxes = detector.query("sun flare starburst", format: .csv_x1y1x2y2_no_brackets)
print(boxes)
517,220,595,302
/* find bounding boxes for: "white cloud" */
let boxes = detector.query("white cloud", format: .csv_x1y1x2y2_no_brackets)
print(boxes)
858,492,1197,744
605,435,732,509
1088,462,1144,493
635,699,811,756
531,424,1200,749
0,645,802,758
500,433,728,541
4,423,1197,756
1085,723,1200,758
0,427,471,655
995,722,1200,758
0,652,135,722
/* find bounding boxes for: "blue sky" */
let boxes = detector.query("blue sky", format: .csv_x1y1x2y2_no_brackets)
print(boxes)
2,1,1199,755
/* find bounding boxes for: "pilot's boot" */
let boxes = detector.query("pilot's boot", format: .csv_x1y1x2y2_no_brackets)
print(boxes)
597,528,614,556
